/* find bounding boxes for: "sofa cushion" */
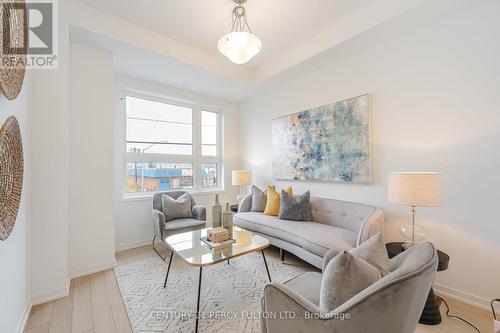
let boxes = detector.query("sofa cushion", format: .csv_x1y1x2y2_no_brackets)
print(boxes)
251,185,267,212
279,190,312,221
320,251,381,312
264,186,293,216
234,212,357,257
322,233,391,274
284,271,322,306
162,193,193,221
351,233,391,275
163,218,205,231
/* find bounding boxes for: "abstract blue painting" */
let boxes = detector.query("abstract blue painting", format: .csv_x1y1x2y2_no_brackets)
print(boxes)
272,94,371,183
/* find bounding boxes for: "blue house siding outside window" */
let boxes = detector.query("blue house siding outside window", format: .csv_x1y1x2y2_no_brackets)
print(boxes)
160,179,170,191
126,166,208,193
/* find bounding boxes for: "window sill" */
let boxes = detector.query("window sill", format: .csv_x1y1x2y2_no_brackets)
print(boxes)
118,188,225,202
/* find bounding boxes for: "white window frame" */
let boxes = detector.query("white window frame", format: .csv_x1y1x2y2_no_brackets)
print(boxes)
118,88,224,199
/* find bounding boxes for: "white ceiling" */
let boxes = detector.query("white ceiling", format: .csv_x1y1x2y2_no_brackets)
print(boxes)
69,0,477,102
73,0,378,68
70,26,256,102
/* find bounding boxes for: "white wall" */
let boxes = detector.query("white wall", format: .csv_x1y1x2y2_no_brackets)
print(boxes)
0,75,32,333
240,0,500,309
114,76,241,250
30,0,71,304
69,43,116,277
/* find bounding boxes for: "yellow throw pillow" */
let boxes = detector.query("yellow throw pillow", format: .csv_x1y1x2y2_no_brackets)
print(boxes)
264,186,293,216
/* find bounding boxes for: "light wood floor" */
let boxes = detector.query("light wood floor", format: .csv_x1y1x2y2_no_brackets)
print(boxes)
25,245,493,333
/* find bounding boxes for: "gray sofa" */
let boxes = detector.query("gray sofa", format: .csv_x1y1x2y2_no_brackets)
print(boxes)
234,194,384,269
261,242,438,333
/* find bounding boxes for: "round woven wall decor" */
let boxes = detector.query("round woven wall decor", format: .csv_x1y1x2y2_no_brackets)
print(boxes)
0,0,27,100
0,116,23,241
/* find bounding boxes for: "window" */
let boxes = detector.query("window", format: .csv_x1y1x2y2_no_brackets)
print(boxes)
201,163,218,188
126,97,193,155
202,111,217,156
122,94,222,196
126,163,193,193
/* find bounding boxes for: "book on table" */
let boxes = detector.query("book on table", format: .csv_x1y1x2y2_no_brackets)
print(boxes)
207,227,229,242
200,236,235,249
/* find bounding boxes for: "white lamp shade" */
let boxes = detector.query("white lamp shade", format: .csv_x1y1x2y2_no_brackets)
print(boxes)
232,170,251,186
218,32,262,64
388,172,442,207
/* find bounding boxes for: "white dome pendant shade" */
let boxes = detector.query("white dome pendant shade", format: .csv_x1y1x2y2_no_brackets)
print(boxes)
218,0,262,65
218,31,262,65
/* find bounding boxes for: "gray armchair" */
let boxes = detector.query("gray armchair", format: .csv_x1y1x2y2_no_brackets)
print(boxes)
152,191,206,260
261,242,438,333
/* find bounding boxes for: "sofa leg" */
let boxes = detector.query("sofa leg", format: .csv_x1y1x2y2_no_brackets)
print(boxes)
280,248,285,262
152,235,167,261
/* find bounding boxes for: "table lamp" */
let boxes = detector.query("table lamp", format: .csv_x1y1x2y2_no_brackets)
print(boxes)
388,172,442,249
232,170,251,203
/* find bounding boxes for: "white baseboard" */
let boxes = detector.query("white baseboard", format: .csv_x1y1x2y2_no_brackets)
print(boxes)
29,260,117,309
434,282,492,311
115,239,151,252
31,280,70,306
69,259,117,279
16,300,33,333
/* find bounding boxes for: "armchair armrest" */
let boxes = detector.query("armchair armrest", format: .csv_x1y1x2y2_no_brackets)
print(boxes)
356,209,384,246
192,205,206,221
262,283,351,332
263,282,377,333
238,193,252,212
152,209,166,238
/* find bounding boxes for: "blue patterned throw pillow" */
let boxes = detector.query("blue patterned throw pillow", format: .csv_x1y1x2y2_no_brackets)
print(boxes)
279,190,312,221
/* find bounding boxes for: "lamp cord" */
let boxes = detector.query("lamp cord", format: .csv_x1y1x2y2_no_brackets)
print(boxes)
436,295,481,332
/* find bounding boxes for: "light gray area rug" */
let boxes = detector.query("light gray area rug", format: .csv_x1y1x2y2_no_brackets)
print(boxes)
114,250,310,333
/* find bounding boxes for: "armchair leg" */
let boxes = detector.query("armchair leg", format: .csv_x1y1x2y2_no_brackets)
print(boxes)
152,234,167,260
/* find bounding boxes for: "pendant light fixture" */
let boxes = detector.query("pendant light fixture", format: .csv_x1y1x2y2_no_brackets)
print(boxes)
218,0,262,65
